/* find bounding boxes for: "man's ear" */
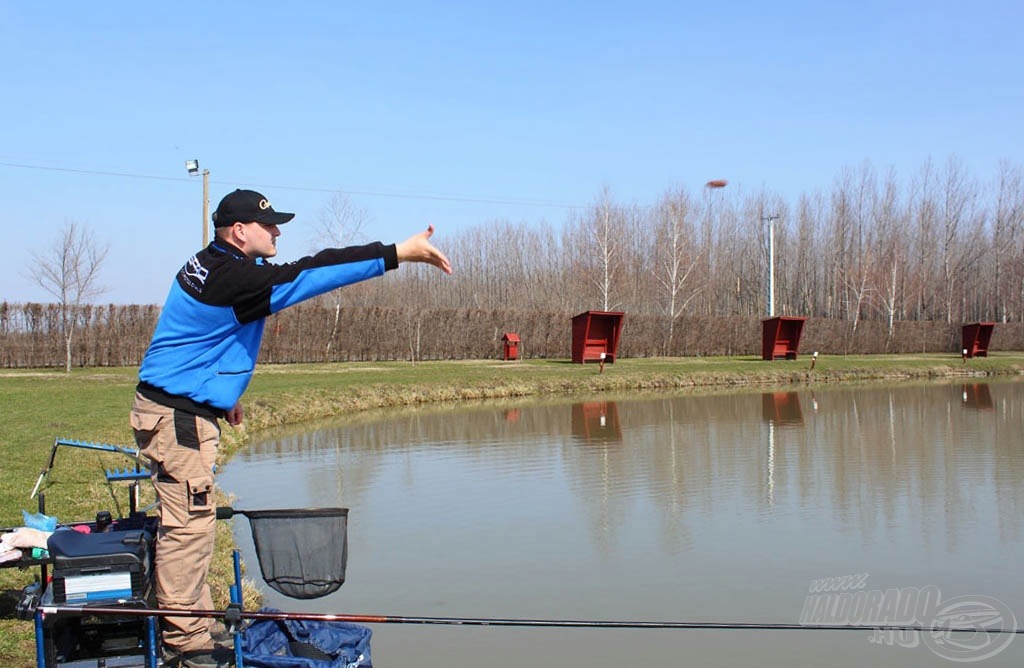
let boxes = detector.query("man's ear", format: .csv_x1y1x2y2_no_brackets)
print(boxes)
229,222,248,245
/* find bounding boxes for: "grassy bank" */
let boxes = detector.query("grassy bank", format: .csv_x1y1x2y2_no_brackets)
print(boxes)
1,353,1022,665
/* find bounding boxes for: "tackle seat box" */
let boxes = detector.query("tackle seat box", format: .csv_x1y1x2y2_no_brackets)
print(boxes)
46,528,153,604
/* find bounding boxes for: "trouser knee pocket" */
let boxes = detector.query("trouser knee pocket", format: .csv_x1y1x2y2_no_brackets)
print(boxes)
154,475,215,529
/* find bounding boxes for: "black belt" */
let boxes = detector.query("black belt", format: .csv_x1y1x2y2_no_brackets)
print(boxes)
136,381,226,421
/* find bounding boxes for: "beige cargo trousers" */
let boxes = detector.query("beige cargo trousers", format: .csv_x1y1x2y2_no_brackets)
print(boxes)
130,391,220,653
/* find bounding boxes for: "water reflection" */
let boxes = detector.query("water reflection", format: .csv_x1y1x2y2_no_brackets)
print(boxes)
761,392,803,507
962,383,995,410
761,391,804,425
570,401,622,443
227,383,1024,554
219,380,1024,668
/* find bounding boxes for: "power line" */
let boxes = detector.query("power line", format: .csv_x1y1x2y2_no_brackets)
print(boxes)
0,159,582,210
0,160,185,183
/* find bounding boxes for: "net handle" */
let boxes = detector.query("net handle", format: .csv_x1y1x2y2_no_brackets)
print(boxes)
215,507,348,520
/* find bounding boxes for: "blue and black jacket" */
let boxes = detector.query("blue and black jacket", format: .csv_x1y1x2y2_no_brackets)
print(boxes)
138,238,398,417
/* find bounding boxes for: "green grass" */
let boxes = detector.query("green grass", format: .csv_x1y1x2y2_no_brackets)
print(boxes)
1,353,1022,666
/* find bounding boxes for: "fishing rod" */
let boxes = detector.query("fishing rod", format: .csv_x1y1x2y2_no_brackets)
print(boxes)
34,605,1023,635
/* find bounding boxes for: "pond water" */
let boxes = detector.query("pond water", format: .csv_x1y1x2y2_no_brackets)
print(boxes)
218,379,1024,667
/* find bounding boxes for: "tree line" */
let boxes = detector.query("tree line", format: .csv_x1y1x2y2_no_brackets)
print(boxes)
2,302,1022,369
406,157,1024,332
7,156,1023,368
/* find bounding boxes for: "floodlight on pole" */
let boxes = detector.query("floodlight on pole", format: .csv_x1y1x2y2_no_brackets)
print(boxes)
761,214,780,317
185,160,210,246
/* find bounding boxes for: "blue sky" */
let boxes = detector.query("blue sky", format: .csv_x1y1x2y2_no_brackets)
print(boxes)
3,1,1021,304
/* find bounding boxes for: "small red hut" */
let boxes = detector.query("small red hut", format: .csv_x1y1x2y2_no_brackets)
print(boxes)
502,332,521,361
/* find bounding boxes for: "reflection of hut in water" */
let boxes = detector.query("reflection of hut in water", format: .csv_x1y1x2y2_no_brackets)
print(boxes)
761,392,804,425
571,401,623,443
961,384,994,411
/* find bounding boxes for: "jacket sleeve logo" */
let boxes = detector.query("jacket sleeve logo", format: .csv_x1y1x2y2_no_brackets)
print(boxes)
180,255,210,293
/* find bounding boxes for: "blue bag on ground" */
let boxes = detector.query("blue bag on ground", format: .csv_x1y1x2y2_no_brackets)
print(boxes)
22,510,58,531
241,608,372,668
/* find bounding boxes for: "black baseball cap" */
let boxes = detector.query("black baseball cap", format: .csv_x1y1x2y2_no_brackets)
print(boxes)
212,189,295,227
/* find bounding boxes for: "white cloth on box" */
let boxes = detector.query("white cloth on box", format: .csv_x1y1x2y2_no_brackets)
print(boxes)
1,526,52,549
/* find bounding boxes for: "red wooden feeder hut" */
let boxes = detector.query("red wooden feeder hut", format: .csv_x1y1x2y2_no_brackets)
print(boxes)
761,316,807,360
571,311,624,364
961,322,995,359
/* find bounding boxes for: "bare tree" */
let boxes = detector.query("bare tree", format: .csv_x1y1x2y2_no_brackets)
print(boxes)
824,170,856,320
709,194,757,316
992,161,1024,322
653,188,703,353
906,160,940,320
313,192,370,249
571,185,624,312
792,193,824,315
846,163,876,324
28,221,109,372
312,193,370,360
867,170,908,340
406,309,422,365
938,157,985,322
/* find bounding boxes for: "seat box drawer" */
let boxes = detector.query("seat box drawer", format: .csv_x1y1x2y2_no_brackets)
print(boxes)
47,529,152,604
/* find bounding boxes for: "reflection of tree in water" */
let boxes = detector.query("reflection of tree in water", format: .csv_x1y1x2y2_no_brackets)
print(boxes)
561,395,771,558
563,402,625,557
654,403,696,554
560,384,1024,556
793,382,1023,549
242,428,382,510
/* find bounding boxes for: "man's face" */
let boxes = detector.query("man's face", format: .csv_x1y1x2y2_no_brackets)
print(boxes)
235,221,281,259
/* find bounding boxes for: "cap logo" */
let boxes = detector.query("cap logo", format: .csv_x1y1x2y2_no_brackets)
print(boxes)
259,199,271,210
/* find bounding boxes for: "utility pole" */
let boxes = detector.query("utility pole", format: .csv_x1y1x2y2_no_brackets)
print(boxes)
761,214,780,317
201,168,209,247
185,160,210,246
